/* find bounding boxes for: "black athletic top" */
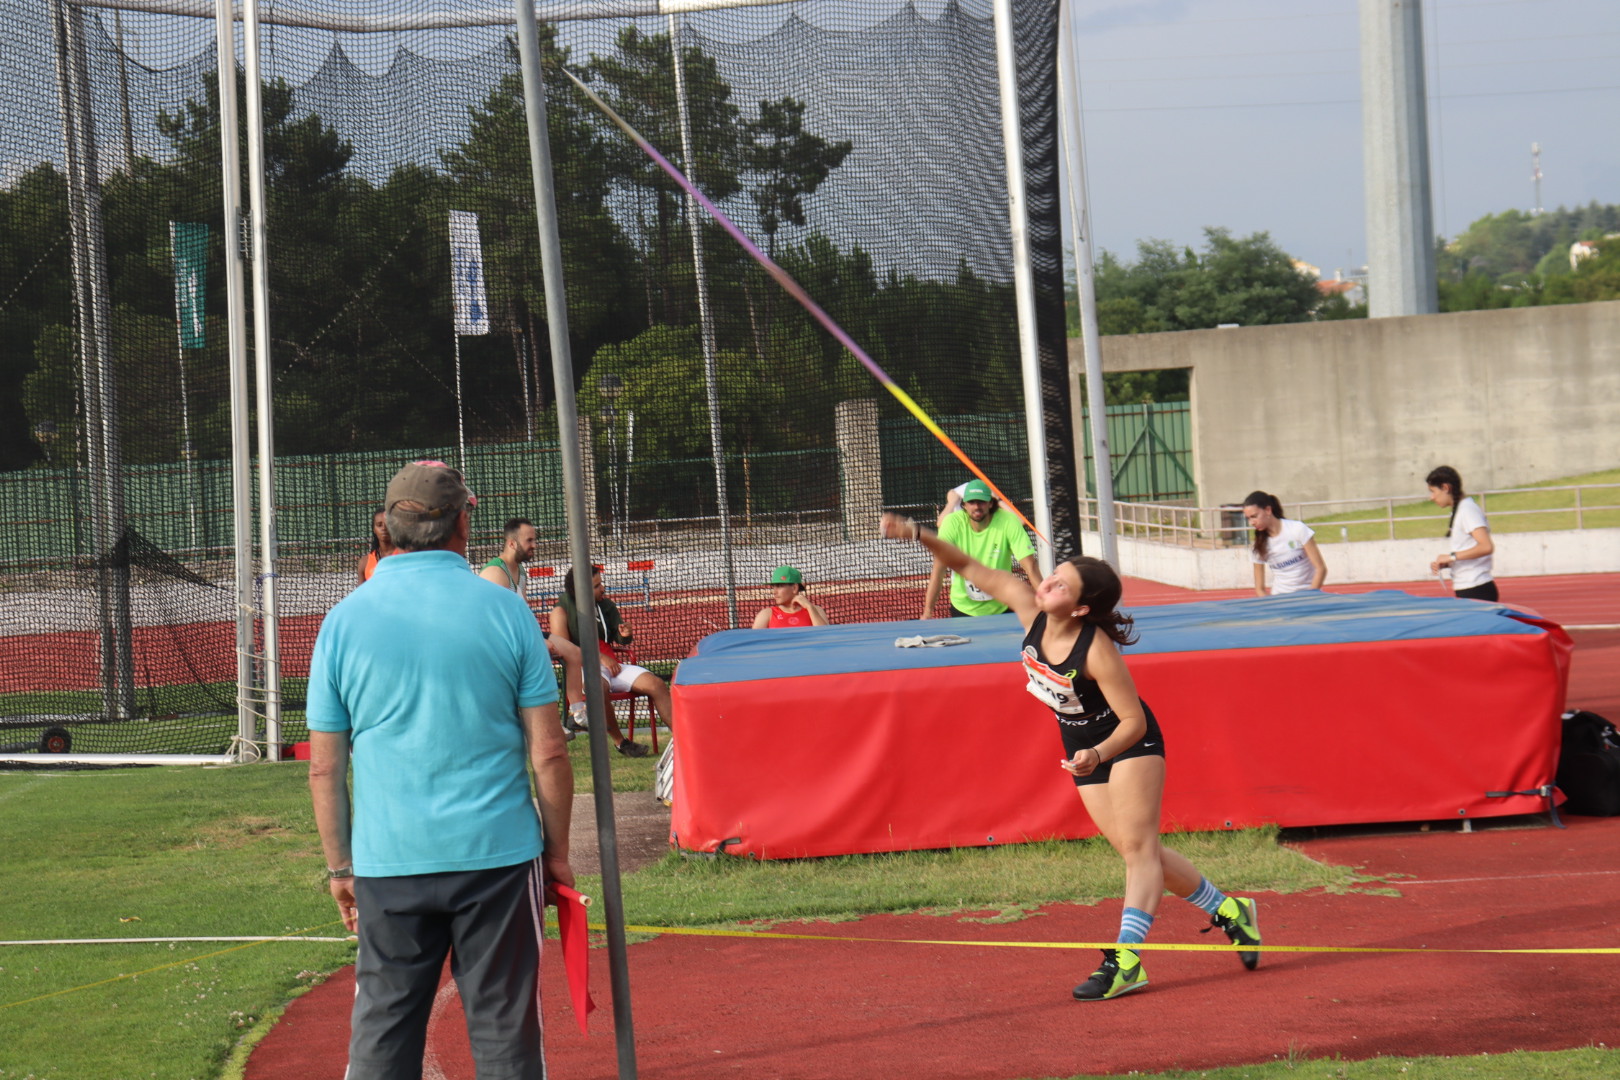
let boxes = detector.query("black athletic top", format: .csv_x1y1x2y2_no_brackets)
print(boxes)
1020,613,1163,757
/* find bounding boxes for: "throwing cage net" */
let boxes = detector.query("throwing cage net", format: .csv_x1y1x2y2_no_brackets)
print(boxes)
1,0,1073,760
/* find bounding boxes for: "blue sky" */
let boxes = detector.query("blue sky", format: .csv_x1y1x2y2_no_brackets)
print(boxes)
1066,0,1620,273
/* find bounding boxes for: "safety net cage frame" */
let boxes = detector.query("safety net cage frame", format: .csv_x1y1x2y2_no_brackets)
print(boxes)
0,0,1077,765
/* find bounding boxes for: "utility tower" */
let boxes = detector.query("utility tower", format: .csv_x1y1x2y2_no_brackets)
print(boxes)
1531,142,1543,215
1360,0,1438,317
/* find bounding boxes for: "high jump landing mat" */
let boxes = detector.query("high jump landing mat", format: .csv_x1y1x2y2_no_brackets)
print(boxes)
669,590,1572,859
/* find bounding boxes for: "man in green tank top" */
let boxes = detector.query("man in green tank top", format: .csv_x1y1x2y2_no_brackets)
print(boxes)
479,518,589,735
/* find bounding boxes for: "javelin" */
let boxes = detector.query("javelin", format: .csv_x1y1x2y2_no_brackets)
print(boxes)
557,66,1050,549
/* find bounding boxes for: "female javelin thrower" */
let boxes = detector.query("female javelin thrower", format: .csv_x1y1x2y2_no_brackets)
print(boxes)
881,512,1262,1001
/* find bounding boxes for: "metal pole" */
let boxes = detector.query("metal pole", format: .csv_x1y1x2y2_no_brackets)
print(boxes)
242,0,281,758
512,3,637,1075
54,0,135,721
991,0,1054,575
670,12,738,628
1057,0,1117,567
454,332,467,470
213,0,258,757
169,221,200,549
113,10,136,169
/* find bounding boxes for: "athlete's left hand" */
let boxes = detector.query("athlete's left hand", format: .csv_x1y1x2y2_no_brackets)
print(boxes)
1062,749,1098,777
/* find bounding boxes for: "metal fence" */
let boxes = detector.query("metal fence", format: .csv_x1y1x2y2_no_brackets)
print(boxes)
1077,482,1620,548
1079,401,1194,503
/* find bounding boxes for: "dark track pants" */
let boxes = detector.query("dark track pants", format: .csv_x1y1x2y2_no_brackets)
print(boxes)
348,860,546,1080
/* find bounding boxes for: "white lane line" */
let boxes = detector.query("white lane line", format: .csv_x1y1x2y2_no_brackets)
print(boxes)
1395,869,1620,886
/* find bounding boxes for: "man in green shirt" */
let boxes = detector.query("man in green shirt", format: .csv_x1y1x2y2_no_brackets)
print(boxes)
920,480,1038,618
478,517,588,736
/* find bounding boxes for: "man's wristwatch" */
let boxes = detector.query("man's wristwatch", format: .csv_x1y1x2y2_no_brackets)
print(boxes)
327,866,354,880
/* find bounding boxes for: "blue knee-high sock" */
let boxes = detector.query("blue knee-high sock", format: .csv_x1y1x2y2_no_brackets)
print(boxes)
1117,906,1154,946
1185,876,1227,916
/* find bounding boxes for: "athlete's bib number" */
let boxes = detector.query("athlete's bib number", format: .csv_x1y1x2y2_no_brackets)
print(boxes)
1021,648,1088,716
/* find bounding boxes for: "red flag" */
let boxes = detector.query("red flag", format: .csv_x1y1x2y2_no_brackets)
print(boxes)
545,883,596,1033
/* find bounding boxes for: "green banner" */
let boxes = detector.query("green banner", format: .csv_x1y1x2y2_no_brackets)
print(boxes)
170,221,208,349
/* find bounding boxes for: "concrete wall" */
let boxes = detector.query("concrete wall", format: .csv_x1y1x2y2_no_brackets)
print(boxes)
1088,527,1620,592
1070,300,1620,509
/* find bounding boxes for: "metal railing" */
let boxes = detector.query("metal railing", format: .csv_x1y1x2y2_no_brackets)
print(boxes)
1077,482,1620,549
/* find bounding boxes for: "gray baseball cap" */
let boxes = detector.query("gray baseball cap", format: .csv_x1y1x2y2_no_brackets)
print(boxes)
385,460,476,520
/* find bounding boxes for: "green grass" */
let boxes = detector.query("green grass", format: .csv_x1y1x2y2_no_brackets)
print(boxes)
0,765,352,1080
602,826,1361,930
1305,468,1620,542
1,764,1609,1080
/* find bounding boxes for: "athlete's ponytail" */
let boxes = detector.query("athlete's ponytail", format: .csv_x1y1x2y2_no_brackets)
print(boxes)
1426,465,1465,537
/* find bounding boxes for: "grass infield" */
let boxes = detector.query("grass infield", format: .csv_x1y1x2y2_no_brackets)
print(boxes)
0,764,1611,1080
1303,467,1620,542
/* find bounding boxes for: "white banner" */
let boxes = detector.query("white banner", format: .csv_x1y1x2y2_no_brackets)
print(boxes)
449,209,490,337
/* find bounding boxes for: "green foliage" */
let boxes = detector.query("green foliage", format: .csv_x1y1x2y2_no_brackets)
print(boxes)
1314,291,1367,321
1072,229,1319,403
0,163,71,470
0,32,878,477
1091,229,1321,335
1548,236,1620,303
1441,201,1620,282
586,323,789,460
1441,236,1620,312
742,96,853,255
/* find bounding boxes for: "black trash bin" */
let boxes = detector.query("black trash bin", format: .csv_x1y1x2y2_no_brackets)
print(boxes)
1219,504,1247,547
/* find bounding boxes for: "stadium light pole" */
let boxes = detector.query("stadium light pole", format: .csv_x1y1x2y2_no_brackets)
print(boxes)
1057,0,1118,567
513,2,639,1074
670,12,740,629
212,0,260,761
991,0,1055,575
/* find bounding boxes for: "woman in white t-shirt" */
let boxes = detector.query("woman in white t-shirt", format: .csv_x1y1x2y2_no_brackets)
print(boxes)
1242,491,1327,597
1426,465,1497,601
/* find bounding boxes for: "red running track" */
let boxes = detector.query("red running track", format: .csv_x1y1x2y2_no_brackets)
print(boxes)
245,815,1620,1080
239,574,1620,1078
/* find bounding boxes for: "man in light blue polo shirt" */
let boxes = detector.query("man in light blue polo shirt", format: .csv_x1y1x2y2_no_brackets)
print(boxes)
307,460,573,1080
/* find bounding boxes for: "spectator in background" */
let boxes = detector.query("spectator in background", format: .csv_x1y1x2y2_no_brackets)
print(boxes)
1426,465,1498,601
922,479,1038,618
1243,491,1327,596
479,517,590,735
550,564,671,757
936,479,1016,526
356,507,396,584
752,565,831,628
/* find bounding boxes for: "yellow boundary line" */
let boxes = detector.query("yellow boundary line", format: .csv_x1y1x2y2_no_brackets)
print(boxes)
8,918,1614,1012
612,922,1620,956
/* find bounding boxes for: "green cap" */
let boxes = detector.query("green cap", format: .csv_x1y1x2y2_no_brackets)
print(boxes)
768,565,803,585
961,479,994,504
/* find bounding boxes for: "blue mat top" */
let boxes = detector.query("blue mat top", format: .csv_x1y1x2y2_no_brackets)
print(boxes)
674,590,1549,686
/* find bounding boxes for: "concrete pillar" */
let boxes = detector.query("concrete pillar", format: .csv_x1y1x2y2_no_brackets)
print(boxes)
835,398,882,541
1360,0,1438,317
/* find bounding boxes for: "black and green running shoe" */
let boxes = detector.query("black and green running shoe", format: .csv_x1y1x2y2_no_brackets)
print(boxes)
1072,948,1149,1001
1207,896,1261,970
